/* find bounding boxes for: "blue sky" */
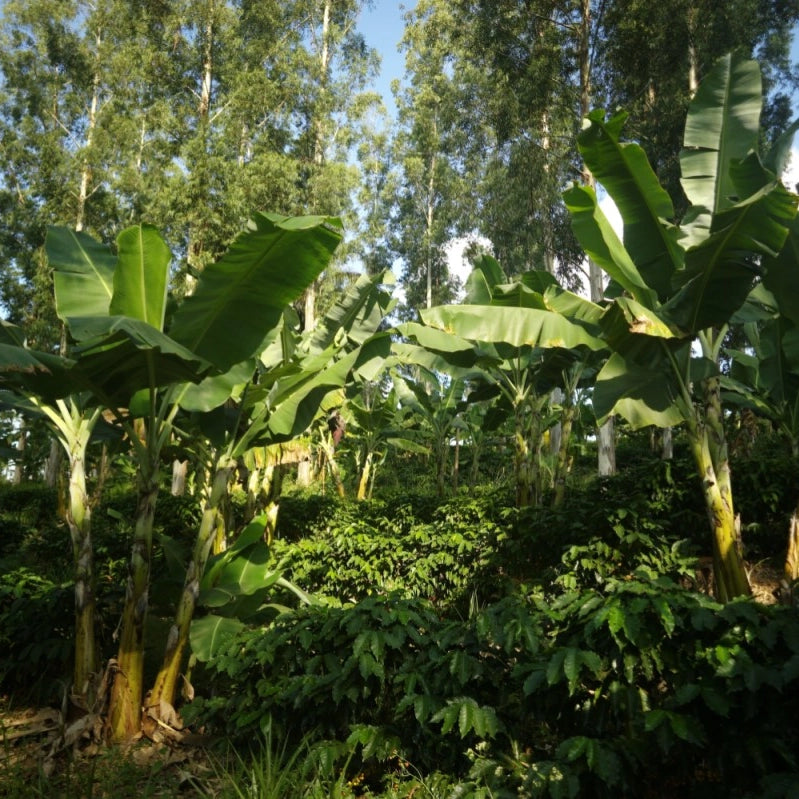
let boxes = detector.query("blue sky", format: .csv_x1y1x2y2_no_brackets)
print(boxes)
357,1,414,117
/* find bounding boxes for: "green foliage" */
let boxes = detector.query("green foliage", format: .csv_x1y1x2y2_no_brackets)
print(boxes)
190,570,799,797
0,566,72,702
0,483,59,561
270,491,511,606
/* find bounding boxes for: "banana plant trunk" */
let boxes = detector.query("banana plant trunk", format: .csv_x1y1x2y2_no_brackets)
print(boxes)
357,450,373,500
320,434,345,497
147,457,234,720
782,440,799,600
688,413,750,601
783,507,799,602
107,462,160,743
514,403,535,508
66,440,97,708
551,405,576,509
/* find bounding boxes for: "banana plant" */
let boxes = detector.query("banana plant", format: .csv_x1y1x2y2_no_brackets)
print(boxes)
0,321,104,709
145,269,394,722
565,53,798,600
412,257,606,507
47,214,343,742
336,373,423,500
722,212,799,591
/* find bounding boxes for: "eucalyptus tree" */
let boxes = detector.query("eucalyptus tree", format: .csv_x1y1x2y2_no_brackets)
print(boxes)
595,0,799,215
564,54,797,600
449,0,586,281
390,0,476,315
288,0,381,330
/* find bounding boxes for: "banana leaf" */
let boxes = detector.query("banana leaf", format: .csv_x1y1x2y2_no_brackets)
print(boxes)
169,213,342,372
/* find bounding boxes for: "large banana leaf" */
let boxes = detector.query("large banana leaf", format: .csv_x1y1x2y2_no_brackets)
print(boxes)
177,359,256,413
680,53,762,217
463,255,507,304
593,350,689,428
542,284,603,328
109,225,170,331
599,297,680,365
577,110,683,298
664,179,797,333
307,269,395,354
169,213,342,372
488,282,547,309
0,321,77,400
763,216,799,324
398,321,481,368
563,184,657,306
47,227,115,323
420,305,606,352
261,335,394,444
69,316,213,404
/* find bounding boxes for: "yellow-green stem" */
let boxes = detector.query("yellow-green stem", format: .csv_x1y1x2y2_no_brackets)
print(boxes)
688,425,750,601
148,460,233,716
67,448,97,707
357,451,372,500
107,469,159,742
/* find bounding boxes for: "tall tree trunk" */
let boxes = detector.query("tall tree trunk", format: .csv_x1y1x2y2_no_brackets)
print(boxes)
662,427,673,460
320,434,345,497
579,0,616,477
171,459,188,496
186,4,215,286
452,434,460,493
75,29,102,233
425,116,438,310
12,419,26,484
303,0,332,333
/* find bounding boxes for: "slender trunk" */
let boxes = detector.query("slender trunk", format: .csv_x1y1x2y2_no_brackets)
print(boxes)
107,460,160,742
435,434,450,498
44,439,61,488
320,435,345,497
783,507,799,603
452,435,460,493
662,427,673,460
551,405,576,509
303,0,332,333
425,131,438,310
75,32,101,233
65,428,97,708
171,459,188,496
12,419,25,484
469,440,481,487
357,450,372,500
578,0,616,477
549,387,563,456
148,457,234,720
186,7,215,284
